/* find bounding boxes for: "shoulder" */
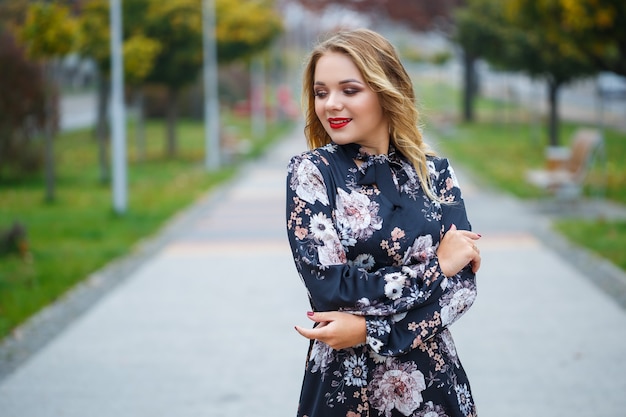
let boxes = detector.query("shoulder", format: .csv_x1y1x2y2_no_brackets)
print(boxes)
426,155,461,188
287,143,339,174
426,155,451,171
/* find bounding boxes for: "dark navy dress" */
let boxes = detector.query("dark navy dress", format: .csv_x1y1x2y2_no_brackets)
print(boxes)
286,142,478,417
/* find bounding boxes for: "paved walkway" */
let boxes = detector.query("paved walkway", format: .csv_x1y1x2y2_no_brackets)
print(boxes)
1,127,626,416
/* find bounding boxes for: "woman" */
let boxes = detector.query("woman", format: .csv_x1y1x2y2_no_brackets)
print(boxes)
286,28,481,417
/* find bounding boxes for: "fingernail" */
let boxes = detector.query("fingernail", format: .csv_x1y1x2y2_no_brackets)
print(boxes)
477,233,482,238
307,311,314,316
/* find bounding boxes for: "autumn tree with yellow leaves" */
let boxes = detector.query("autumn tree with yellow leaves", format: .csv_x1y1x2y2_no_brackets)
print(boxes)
19,2,80,202
77,0,282,163
453,0,624,146
79,0,161,178
143,0,283,157
514,0,626,77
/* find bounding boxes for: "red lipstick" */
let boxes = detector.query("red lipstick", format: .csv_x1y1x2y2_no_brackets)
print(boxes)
328,118,351,129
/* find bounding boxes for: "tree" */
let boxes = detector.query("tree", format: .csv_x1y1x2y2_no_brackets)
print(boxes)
216,0,283,62
143,0,203,157
77,0,112,181
0,30,47,180
528,0,626,77
78,0,161,172
123,33,161,161
19,2,79,202
453,0,508,122
296,0,464,32
498,0,597,146
453,0,596,146
144,0,283,157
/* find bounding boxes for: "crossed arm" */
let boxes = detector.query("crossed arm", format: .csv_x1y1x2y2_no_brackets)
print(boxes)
287,155,480,353
295,224,481,350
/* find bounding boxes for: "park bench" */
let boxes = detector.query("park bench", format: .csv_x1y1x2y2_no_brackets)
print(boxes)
526,127,606,200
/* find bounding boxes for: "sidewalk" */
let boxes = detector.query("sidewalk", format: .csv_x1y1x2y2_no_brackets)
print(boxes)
1,127,626,416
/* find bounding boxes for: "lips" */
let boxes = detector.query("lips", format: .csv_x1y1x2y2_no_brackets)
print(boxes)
328,118,352,129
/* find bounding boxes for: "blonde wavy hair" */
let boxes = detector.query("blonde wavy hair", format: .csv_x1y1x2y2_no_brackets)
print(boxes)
302,28,438,201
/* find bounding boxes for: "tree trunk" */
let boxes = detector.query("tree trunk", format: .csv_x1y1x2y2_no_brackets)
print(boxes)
547,79,561,147
462,50,477,122
43,95,55,202
165,88,178,157
43,63,56,203
96,72,110,183
134,88,146,162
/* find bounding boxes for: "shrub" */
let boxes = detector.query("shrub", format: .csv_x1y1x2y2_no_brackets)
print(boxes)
0,30,57,180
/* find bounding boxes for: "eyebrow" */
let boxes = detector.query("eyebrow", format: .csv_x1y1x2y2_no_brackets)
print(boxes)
314,79,364,86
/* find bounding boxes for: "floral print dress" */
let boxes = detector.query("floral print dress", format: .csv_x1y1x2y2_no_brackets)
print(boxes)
286,142,478,417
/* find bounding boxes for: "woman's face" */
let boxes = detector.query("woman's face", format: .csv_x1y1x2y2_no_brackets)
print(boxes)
313,52,389,155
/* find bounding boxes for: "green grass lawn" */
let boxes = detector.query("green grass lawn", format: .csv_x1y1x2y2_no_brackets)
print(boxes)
0,115,293,340
414,79,626,273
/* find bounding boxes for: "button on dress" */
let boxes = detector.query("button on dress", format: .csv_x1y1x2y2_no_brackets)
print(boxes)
286,142,478,417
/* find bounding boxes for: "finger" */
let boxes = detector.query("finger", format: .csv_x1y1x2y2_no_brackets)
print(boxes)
458,230,482,240
294,325,313,340
307,311,332,323
295,325,326,341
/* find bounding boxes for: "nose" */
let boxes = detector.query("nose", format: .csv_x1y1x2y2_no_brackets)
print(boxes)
325,91,343,111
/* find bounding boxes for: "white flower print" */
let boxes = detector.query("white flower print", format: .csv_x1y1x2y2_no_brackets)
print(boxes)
336,391,347,404
455,383,473,415
401,265,418,279
370,359,427,417
415,401,448,417
402,234,437,268
440,283,477,326
367,318,391,337
343,354,368,387
440,330,460,368
384,272,406,284
309,340,335,375
368,350,387,364
317,239,347,266
384,280,403,300
447,165,460,188
335,188,382,241
351,253,375,270
391,312,407,323
367,336,384,353
309,212,336,242
294,158,329,205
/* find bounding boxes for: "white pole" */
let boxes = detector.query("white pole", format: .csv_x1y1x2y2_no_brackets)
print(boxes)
110,0,127,213
202,0,220,170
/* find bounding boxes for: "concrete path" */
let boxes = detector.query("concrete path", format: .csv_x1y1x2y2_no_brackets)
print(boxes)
1,128,626,417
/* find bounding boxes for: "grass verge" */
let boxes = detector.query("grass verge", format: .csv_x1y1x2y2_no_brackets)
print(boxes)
415,80,626,273
0,115,293,341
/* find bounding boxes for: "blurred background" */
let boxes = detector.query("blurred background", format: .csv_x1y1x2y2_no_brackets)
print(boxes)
1,0,625,374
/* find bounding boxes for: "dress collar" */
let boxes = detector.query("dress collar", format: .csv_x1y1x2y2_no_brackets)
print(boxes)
337,142,406,209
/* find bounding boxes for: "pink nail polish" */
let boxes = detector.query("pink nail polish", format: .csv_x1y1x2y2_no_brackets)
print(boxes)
477,233,482,238
307,311,314,316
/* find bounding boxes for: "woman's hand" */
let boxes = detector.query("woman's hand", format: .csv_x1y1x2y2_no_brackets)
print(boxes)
437,224,481,276
294,311,366,350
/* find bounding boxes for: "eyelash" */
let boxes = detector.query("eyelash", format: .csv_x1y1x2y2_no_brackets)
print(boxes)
313,88,359,98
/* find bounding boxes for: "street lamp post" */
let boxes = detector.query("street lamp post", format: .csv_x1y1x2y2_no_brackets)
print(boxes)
110,0,127,213
202,0,220,170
